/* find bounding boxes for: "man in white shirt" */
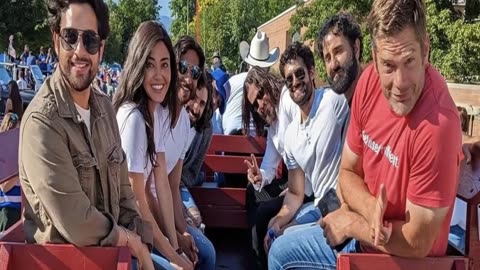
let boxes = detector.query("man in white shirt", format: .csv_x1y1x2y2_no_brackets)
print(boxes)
17,70,28,90
242,66,299,268
264,42,349,252
222,31,279,135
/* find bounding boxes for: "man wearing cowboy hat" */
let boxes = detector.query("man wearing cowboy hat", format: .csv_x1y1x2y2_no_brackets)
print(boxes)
221,31,279,136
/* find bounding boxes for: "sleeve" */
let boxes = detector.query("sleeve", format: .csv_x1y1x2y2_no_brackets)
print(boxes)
154,106,166,153
407,112,462,208
181,127,213,187
20,113,118,246
179,115,189,160
284,124,300,170
117,108,147,174
346,70,367,156
258,130,282,191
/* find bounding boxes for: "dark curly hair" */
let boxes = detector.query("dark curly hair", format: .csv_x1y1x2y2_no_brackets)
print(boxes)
317,12,363,62
46,0,110,40
192,69,213,132
279,42,315,79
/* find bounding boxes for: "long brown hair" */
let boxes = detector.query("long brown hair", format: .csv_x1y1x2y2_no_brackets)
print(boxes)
7,81,23,120
113,21,178,168
242,67,283,136
0,112,19,132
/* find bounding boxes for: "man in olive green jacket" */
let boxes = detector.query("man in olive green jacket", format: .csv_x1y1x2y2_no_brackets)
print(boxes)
19,0,154,268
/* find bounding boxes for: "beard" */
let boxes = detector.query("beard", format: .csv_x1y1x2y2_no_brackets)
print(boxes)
327,54,358,95
186,106,200,126
290,81,313,108
59,55,96,92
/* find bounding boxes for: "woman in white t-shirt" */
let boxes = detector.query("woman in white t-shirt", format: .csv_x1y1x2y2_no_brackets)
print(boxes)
113,21,192,270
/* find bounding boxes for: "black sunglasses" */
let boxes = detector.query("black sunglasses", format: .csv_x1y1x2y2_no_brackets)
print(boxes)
59,28,101,55
178,60,202,80
285,68,306,89
250,88,265,111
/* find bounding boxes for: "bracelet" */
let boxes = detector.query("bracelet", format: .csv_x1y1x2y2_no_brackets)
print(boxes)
122,227,129,247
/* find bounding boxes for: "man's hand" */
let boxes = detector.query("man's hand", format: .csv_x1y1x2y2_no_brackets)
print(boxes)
125,230,154,270
178,232,198,266
264,218,281,254
319,204,356,247
244,154,262,187
371,184,392,246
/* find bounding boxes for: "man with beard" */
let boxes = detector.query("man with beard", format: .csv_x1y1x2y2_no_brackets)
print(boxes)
319,12,363,105
242,66,298,269
269,0,462,268
159,36,216,269
181,70,214,228
263,42,349,255
19,0,154,269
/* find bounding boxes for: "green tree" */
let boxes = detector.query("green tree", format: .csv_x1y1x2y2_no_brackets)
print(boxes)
289,0,480,83
465,0,480,21
0,0,51,57
104,0,159,64
170,0,196,42
289,0,371,81
188,0,298,72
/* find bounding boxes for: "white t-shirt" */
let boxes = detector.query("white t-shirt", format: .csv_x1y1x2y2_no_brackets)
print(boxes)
74,103,91,135
222,72,256,135
17,78,27,90
117,103,166,197
284,88,349,204
257,86,298,190
158,106,190,174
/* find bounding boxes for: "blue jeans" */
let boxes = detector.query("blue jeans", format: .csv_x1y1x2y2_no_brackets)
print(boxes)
181,186,198,210
268,224,360,270
293,202,322,225
188,225,216,270
131,249,173,270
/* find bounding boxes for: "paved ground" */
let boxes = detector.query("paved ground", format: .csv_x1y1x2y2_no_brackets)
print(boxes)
207,228,257,270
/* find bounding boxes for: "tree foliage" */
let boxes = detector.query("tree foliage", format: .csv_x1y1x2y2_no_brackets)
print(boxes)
104,0,159,64
289,0,480,83
170,0,299,72
0,0,51,57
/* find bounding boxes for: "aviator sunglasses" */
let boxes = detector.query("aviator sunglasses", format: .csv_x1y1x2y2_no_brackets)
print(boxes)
250,88,266,111
178,60,202,80
285,68,306,89
59,28,101,55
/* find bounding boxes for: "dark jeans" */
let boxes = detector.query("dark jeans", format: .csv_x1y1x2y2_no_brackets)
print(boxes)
0,207,21,232
245,178,287,270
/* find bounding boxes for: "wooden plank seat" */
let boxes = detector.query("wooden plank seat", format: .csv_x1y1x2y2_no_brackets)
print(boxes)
0,128,131,270
337,191,480,270
189,134,267,229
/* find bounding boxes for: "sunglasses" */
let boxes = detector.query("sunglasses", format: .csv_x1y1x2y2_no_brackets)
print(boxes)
250,88,265,111
9,113,18,123
285,68,306,89
178,60,202,80
59,28,101,55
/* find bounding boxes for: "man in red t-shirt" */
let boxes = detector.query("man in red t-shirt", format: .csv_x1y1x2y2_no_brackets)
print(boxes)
327,0,462,258
268,0,462,269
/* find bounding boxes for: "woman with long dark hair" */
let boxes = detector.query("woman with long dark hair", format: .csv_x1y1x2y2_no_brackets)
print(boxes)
5,81,23,120
113,21,192,270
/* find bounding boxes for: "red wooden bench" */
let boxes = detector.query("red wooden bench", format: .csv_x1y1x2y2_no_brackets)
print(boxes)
0,127,131,270
189,134,266,229
0,222,131,270
337,193,480,270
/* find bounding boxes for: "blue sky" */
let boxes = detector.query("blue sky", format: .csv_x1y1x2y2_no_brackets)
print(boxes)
158,0,171,17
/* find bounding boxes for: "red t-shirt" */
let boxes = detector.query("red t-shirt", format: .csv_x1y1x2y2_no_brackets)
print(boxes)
347,63,462,256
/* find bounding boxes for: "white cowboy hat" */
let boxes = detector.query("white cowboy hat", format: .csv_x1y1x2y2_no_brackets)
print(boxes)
242,31,279,68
